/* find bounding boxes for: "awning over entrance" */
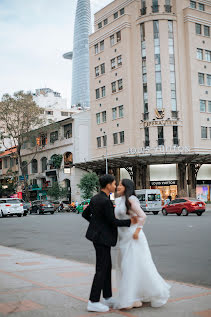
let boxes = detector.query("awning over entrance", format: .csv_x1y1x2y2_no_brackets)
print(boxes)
75,153,211,171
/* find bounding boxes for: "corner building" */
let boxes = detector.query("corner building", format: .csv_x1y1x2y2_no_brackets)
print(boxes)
80,0,211,201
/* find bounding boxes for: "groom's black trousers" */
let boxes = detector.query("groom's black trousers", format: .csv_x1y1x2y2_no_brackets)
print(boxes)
89,243,112,302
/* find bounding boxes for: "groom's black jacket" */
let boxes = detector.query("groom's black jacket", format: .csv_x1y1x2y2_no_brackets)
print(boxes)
82,191,131,247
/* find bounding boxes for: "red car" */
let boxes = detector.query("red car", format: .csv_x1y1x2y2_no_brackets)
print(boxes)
162,198,206,216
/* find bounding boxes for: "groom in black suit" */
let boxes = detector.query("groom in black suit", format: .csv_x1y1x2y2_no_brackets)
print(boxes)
82,174,138,312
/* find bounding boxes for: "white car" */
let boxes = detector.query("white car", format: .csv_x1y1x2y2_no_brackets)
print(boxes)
0,198,24,218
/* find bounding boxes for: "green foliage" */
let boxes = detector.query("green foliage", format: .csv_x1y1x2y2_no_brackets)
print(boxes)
51,154,63,169
78,173,99,200
47,182,68,200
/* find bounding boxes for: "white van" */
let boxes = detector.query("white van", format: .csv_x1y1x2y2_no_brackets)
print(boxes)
0,198,24,217
135,189,162,215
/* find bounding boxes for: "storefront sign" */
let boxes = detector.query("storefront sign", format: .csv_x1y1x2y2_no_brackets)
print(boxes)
128,146,191,155
150,180,177,186
142,119,179,127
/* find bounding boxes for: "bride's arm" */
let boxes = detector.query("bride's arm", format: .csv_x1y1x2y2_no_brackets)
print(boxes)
129,196,147,239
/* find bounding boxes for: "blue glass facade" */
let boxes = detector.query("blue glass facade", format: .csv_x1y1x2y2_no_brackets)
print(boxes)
71,0,91,108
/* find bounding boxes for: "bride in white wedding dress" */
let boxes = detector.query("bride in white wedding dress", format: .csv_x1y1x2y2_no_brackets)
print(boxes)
113,179,171,310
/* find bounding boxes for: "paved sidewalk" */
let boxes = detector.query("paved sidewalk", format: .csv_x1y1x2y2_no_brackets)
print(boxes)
0,245,210,317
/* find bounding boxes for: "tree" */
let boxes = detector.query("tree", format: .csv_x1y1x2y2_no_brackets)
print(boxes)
0,91,44,200
78,173,99,200
47,182,68,200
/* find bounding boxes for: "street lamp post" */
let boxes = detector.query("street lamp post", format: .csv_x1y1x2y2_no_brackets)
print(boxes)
103,132,108,174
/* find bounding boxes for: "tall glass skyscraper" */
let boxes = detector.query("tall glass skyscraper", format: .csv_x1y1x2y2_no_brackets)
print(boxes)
63,0,91,108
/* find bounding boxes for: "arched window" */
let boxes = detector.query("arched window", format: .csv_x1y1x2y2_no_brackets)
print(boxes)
41,157,47,172
31,159,38,174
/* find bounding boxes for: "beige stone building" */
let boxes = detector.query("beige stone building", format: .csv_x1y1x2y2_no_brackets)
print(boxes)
76,0,211,201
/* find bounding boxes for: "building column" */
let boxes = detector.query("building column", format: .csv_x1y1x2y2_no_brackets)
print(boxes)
114,167,120,184
187,164,201,198
135,165,150,189
177,163,188,197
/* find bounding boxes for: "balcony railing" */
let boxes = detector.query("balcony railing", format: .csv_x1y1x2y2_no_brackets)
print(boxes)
143,112,149,121
152,5,159,13
157,138,165,146
164,5,172,12
171,111,179,119
144,140,150,147
173,138,179,146
140,7,147,15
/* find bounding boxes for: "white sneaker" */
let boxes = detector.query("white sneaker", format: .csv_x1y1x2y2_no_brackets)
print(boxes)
103,297,115,308
87,300,109,312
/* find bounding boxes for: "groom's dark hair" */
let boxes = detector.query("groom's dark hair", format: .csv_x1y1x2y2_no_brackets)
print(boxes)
99,174,115,189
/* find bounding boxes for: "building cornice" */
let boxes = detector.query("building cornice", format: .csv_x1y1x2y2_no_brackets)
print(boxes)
89,21,131,47
136,14,176,24
184,14,211,26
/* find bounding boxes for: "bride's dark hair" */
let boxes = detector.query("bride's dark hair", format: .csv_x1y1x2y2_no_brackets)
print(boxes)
121,179,136,215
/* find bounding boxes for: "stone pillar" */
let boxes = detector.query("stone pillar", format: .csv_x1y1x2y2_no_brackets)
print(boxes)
177,163,188,197
187,164,201,198
114,167,120,184
138,165,150,189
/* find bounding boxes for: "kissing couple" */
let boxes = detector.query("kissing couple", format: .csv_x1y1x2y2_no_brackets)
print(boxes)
82,174,170,312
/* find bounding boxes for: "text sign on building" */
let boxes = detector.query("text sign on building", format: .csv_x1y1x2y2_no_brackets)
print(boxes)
128,146,191,155
150,180,177,186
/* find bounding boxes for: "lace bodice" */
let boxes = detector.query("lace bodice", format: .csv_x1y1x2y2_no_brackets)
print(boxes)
115,195,147,228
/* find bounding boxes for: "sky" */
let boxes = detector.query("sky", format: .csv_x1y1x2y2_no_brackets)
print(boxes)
0,0,112,104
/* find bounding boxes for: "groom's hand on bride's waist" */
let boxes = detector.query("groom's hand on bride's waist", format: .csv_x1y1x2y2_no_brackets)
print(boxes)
131,216,138,225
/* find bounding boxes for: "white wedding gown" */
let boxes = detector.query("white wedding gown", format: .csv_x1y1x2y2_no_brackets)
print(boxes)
113,195,171,309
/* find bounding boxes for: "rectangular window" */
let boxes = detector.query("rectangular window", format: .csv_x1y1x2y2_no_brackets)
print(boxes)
96,113,100,124
102,111,107,123
112,107,117,120
198,73,204,85
101,63,105,74
64,124,72,139
190,1,196,8
97,137,101,148
103,18,108,25
200,100,206,112
145,127,149,146
198,3,205,11
46,111,53,115
155,71,161,83
204,25,210,37
208,101,211,113
205,50,211,62
111,81,116,93
98,22,102,29
119,131,125,144
207,75,211,86
119,105,124,118
197,48,203,60
195,23,202,35
114,12,118,19
111,58,116,69
152,0,159,12
116,31,121,42
140,23,145,42
110,34,115,46
120,8,125,15
118,79,123,90
95,66,99,77
103,135,107,147
4,158,8,168
50,131,58,143
61,111,68,116
95,44,99,54
173,126,179,145
201,126,207,139
117,55,122,66
96,88,100,99
158,126,164,145
153,20,159,39
100,40,104,51
101,86,106,97
113,133,118,144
